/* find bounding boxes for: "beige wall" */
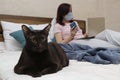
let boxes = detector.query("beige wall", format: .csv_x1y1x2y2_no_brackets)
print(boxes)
103,0,120,31
0,0,102,20
0,0,120,32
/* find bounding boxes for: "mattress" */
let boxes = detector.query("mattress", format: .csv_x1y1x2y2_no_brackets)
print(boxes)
0,41,120,80
71,39,119,48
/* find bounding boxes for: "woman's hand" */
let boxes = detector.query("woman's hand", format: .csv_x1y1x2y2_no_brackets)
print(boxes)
84,33,88,38
70,27,78,38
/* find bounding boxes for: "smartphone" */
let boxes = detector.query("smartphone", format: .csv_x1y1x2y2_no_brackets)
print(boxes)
70,21,77,28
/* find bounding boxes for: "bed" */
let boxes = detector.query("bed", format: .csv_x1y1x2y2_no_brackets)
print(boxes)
0,14,120,80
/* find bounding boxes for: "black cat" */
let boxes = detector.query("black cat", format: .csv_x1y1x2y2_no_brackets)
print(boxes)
14,24,69,77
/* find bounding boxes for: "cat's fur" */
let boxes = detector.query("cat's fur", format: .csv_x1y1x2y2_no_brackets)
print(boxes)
14,24,69,77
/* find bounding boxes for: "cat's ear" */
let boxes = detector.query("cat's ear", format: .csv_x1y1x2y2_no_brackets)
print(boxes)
22,25,32,36
43,24,51,35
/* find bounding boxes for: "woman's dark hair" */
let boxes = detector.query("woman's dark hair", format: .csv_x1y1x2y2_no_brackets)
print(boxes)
56,3,72,26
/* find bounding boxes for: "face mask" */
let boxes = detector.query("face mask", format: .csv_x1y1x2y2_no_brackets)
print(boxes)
64,12,73,21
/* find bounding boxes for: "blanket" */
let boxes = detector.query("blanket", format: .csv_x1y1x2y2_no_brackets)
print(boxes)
59,42,120,64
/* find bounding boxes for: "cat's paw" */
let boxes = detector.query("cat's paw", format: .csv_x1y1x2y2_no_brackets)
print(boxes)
30,72,42,77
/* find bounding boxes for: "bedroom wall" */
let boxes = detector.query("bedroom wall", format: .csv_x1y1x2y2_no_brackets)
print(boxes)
0,0,103,20
103,0,120,32
0,0,120,32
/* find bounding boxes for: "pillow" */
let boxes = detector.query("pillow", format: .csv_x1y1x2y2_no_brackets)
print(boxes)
49,18,56,40
9,27,33,47
95,29,108,41
51,37,56,42
1,21,51,51
96,29,120,46
31,18,56,42
105,29,120,46
1,21,25,51
0,42,5,52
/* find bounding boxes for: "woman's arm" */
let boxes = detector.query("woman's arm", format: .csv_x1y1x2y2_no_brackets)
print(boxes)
83,33,88,38
75,21,88,38
55,32,73,44
55,27,78,44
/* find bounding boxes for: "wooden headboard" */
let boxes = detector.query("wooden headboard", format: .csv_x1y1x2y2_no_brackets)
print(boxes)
0,14,86,41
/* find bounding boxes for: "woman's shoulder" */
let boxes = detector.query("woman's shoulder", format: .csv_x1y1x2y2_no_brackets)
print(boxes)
55,23,61,26
55,23,63,27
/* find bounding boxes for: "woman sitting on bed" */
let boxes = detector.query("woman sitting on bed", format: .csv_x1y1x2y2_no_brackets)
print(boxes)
54,3,88,44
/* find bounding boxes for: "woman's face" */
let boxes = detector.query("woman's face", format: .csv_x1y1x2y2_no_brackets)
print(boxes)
64,7,73,21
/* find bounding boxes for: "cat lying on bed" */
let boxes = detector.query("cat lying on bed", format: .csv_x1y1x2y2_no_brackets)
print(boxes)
14,24,69,77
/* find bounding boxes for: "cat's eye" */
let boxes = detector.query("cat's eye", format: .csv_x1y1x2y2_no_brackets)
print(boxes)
32,39,37,43
41,37,45,41
41,36,46,42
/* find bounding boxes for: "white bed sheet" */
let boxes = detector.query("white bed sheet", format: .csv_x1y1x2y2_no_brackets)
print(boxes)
0,40,120,80
0,50,120,80
72,38,119,48
0,42,5,53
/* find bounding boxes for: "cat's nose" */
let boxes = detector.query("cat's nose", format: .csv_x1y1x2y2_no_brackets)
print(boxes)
38,44,41,47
